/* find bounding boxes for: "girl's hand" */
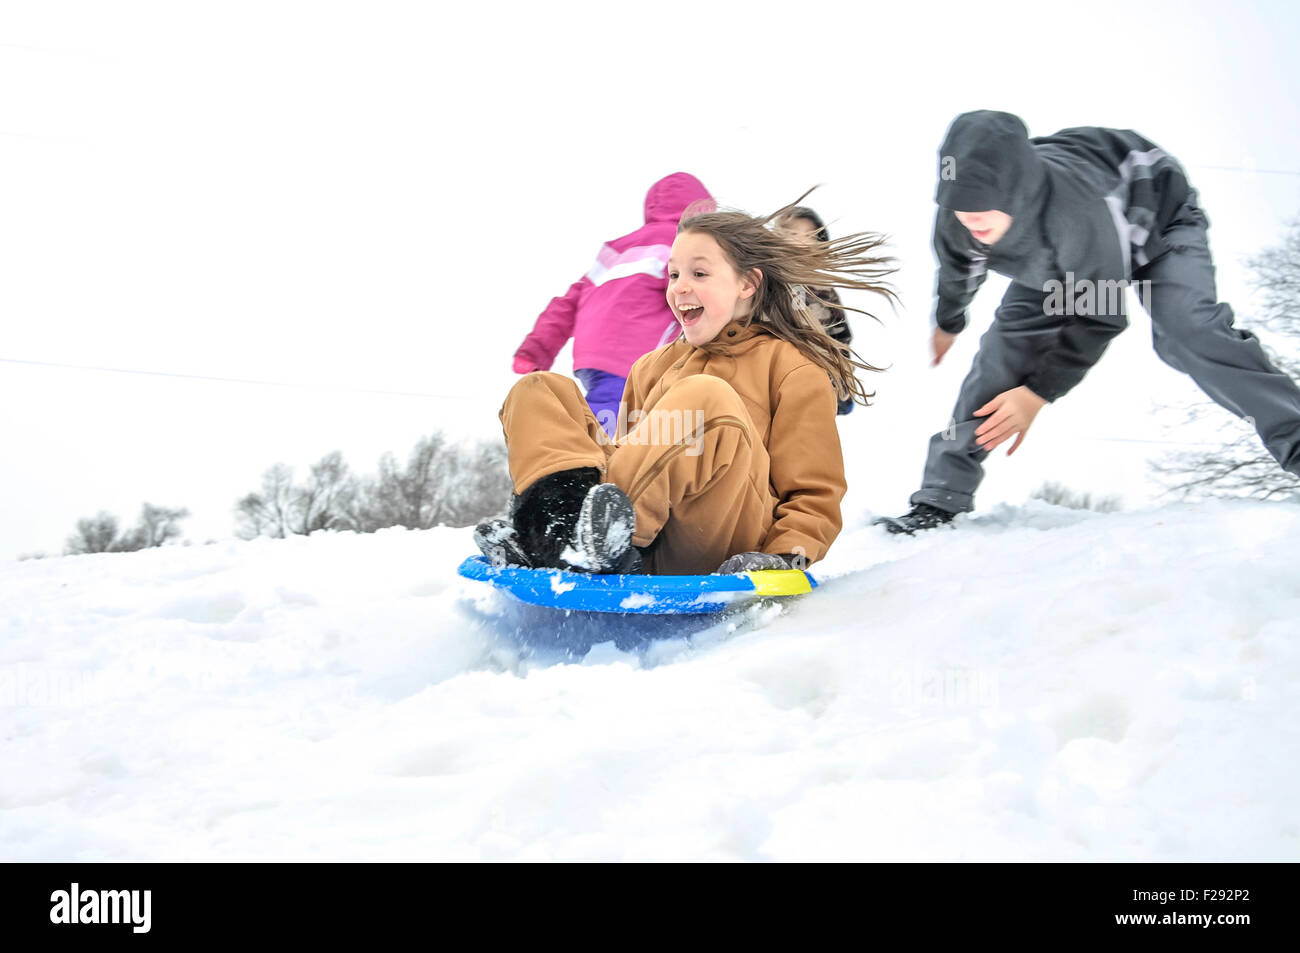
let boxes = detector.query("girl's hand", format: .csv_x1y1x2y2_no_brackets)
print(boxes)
716,552,792,574
513,356,539,374
974,386,1046,455
932,328,957,366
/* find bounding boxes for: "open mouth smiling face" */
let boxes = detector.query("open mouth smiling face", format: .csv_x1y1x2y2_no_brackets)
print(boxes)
666,230,756,346
675,302,707,331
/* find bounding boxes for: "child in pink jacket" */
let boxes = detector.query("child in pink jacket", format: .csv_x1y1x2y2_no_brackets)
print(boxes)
513,172,715,435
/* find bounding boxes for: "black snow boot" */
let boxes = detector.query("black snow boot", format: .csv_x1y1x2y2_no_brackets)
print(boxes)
512,468,640,573
473,516,532,568
873,503,957,536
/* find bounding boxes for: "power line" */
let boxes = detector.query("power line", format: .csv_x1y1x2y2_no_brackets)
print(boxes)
1194,163,1300,177
0,41,93,56
0,129,86,143
1069,434,1227,448
0,356,480,402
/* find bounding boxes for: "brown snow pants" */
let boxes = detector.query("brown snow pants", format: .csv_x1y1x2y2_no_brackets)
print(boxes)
499,372,777,574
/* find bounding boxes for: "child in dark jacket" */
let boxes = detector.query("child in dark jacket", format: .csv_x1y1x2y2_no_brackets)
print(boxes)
513,173,715,435
878,110,1300,534
776,206,856,415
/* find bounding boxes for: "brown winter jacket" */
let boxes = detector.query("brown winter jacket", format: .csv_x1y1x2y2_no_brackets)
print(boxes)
622,319,847,563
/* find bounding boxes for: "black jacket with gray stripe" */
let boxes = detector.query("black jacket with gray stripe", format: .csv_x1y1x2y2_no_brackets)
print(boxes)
932,117,1191,402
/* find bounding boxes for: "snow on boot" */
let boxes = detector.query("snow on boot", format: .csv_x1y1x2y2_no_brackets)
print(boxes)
873,503,957,536
512,467,601,570
602,542,645,575
473,516,532,568
565,482,638,573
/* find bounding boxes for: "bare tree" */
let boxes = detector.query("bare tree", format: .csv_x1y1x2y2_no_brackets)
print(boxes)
236,453,360,538
1152,217,1300,501
65,503,190,554
294,451,354,534
358,434,452,531
235,463,296,539
441,440,513,526
66,512,123,554
377,435,513,529
234,436,514,539
128,503,191,549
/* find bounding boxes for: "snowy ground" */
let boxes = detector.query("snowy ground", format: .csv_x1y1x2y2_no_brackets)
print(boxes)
2,499,1297,861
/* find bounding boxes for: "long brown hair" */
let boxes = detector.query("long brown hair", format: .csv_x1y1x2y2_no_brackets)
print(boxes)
677,190,897,405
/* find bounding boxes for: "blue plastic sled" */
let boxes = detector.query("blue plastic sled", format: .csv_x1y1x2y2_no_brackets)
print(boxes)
457,556,818,615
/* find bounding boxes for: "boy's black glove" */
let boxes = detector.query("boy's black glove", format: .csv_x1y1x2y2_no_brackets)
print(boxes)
716,552,793,574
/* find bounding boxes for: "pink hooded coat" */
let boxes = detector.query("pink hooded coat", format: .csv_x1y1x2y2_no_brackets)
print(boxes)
513,173,714,378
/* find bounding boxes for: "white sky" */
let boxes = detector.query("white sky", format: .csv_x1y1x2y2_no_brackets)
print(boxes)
3,0,1299,558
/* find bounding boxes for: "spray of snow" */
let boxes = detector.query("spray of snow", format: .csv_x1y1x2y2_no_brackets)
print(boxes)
618,592,657,610
549,573,578,595
2,501,1297,860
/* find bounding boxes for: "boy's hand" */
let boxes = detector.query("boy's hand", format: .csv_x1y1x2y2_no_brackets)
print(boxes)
974,386,1046,455
932,328,957,366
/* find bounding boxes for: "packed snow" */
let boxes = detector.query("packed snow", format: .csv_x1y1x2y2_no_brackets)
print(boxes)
2,499,1297,861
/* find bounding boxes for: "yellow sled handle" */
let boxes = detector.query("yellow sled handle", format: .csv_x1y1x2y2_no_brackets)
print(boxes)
746,569,814,596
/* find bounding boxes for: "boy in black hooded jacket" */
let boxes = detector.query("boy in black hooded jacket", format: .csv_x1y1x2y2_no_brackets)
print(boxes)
879,110,1300,534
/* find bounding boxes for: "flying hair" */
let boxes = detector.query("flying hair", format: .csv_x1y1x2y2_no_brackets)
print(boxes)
676,188,897,405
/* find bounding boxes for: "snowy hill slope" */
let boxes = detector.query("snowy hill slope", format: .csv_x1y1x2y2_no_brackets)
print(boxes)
2,500,1297,861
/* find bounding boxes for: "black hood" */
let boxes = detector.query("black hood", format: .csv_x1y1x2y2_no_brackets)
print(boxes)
935,110,1047,218
935,110,1052,268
